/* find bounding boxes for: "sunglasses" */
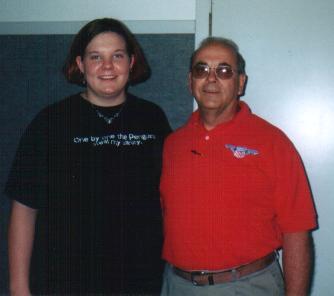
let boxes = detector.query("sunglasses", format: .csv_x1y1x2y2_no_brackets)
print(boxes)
191,63,236,80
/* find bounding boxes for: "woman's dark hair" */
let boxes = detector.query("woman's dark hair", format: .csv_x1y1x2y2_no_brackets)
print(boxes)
62,18,150,86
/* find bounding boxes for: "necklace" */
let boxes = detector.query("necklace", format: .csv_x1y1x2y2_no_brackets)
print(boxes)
91,103,124,125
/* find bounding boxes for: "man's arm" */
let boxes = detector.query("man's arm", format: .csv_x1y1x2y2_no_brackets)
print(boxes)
282,231,313,296
8,200,37,296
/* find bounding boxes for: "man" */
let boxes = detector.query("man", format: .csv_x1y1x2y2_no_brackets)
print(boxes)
160,37,317,296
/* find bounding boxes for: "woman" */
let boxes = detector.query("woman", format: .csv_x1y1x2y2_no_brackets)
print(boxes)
6,18,171,295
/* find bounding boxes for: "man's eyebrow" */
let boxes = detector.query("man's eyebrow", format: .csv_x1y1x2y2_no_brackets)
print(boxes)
194,61,232,67
218,62,232,67
193,61,208,65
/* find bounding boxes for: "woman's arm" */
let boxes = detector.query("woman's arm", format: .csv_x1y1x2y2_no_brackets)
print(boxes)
8,200,37,296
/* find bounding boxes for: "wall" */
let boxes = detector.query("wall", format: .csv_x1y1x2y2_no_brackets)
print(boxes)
0,0,195,21
0,33,194,294
212,1,334,295
0,0,198,34
0,1,201,293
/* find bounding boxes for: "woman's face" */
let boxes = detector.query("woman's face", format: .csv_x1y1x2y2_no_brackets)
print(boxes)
76,32,134,106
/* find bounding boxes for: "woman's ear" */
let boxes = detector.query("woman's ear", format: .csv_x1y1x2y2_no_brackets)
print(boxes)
75,56,84,74
129,55,135,71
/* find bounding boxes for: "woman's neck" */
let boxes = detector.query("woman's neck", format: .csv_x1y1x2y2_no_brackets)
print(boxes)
81,90,126,107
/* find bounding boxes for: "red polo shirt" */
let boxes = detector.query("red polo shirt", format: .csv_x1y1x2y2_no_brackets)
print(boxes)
160,101,317,270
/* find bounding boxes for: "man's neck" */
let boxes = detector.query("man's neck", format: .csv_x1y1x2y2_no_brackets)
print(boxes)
199,103,240,131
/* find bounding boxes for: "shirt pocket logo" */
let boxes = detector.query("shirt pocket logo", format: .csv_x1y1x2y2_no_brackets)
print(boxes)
225,144,259,159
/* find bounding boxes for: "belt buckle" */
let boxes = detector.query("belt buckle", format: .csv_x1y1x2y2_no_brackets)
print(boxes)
190,271,209,286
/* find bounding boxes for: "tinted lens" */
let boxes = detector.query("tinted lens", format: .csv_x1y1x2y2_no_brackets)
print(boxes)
191,64,234,79
216,65,234,79
192,64,209,78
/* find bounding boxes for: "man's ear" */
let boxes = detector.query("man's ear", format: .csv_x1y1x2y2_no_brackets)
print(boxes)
238,74,248,96
188,72,193,95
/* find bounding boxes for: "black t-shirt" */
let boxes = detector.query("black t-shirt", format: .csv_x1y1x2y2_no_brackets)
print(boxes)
5,93,172,294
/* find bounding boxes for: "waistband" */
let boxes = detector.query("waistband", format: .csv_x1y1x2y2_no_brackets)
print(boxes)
173,252,276,286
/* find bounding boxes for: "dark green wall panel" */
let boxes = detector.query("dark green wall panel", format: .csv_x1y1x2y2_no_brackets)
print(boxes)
0,33,194,293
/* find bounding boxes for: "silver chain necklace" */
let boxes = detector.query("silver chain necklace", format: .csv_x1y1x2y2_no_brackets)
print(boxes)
91,103,124,125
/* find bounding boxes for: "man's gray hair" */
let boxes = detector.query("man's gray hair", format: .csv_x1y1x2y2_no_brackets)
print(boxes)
190,37,246,75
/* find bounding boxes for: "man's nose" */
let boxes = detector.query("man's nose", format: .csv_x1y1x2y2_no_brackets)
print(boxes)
207,68,217,82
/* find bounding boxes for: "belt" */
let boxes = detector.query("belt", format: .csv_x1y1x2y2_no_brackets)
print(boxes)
173,252,276,286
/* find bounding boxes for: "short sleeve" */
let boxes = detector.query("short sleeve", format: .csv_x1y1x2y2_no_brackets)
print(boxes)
4,110,49,209
273,133,317,233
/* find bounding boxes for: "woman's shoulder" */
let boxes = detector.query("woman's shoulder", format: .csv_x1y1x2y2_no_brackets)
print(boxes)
126,93,171,132
33,93,83,120
29,93,82,127
48,93,82,110
127,93,165,112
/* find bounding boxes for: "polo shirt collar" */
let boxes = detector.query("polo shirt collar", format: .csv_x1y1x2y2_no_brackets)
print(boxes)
188,100,251,131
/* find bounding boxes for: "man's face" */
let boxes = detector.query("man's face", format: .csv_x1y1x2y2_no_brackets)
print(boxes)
189,44,246,117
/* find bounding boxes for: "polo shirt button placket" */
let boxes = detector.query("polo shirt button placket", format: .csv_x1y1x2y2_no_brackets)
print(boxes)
205,135,210,141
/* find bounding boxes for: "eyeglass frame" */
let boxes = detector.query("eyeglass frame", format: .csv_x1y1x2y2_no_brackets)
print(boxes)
190,62,239,80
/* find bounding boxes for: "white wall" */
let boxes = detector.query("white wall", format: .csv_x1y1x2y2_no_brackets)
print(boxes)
0,0,199,34
0,0,195,21
212,1,334,295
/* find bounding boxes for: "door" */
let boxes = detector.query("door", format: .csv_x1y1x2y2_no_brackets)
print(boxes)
211,1,334,295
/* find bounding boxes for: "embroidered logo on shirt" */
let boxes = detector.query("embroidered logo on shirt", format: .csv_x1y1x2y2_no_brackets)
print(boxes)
225,144,259,159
